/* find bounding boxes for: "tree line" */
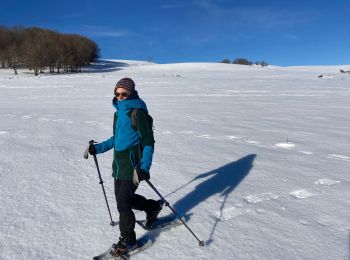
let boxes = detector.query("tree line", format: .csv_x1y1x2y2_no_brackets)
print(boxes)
0,26,100,75
221,58,268,67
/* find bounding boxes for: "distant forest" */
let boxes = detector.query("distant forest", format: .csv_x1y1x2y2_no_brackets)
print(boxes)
221,58,268,67
0,26,100,75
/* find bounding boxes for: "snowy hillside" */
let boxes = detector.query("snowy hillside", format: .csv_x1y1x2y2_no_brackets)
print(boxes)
0,60,349,259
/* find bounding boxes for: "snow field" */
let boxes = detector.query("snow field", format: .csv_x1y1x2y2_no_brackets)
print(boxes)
0,61,350,259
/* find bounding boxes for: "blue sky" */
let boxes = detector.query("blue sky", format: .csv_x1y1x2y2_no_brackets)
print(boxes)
1,0,350,66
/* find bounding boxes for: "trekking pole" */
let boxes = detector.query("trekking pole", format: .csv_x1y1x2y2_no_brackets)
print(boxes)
145,179,205,246
84,140,118,226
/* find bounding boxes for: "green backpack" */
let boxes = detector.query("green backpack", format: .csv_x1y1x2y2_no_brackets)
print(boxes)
130,109,154,132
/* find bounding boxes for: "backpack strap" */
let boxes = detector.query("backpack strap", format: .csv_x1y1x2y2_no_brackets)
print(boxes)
113,111,117,136
130,108,142,164
131,108,138,130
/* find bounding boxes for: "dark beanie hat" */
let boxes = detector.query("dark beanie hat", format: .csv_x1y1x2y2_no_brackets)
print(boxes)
115,77,135,93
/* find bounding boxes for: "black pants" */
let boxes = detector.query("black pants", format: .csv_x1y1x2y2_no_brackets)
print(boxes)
114,179,159,244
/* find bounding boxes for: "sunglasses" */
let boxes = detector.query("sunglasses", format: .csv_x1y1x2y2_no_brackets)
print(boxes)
115,92,129,98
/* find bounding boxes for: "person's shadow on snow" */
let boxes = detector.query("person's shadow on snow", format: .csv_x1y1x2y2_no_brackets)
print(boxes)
146,154,256,245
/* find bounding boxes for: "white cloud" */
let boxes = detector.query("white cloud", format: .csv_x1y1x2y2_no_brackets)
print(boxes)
92,31,127,37
193,0,311,29
82,26,130,37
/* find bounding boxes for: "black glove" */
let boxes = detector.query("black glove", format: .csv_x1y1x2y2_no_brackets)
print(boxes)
136,167,150,181
88,143,97,155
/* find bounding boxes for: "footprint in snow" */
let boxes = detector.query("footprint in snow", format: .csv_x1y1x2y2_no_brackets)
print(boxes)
244,193,279,204
299,151,313,155
4,114,17,118
83,120,102,126
225,135,239,140
39,118,74,124
298,219,311,226
214,206,244,221
178,130,194,134
185,116,209,123
21,115,32,120
290,189,314,199
38,117,51,122
52,119,65,123
275,142,296,149
315,178,341,186
185,116,200,122
244,140,261,146
197,134,211,139
327,154,350,162
316,215,347,228
83,121,98,125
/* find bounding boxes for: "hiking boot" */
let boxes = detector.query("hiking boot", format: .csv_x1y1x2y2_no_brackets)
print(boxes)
145,200,164,227
110,237,137,256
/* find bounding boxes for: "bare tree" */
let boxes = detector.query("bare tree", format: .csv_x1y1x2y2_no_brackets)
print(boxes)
221,59,231,64
0,26,25,73
255,61,269,67
22,28,46,75
233,58,253,65
0,25,100,75
0,26,9,68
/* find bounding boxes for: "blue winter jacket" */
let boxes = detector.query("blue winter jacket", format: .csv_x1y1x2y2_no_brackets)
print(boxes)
94,96,155,179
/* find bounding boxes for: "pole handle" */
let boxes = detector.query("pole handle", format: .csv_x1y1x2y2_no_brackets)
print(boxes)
84,140,96,159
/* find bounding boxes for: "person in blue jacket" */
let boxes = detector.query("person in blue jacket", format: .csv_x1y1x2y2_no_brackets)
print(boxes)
88,77,163,255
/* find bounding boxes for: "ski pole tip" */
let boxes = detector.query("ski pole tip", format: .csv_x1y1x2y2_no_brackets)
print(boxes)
199,240,205,246
110,221,118,226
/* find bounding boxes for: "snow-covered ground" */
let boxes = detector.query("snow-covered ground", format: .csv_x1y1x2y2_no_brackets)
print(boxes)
0,60,349,259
